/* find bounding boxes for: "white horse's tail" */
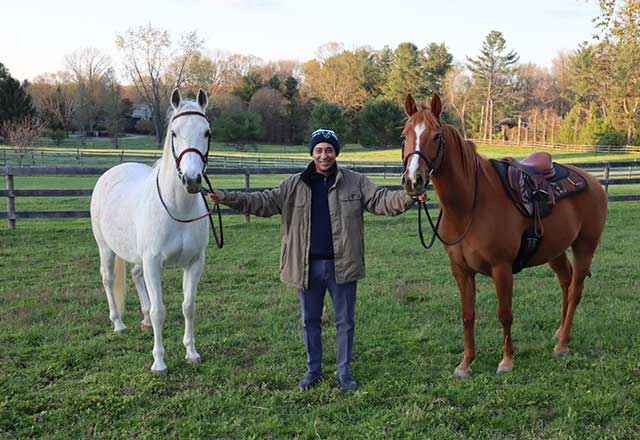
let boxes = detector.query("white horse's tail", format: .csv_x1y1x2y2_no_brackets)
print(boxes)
114,256,126,315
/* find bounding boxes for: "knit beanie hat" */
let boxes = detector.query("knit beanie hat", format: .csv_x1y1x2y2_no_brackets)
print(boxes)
309,127,340,156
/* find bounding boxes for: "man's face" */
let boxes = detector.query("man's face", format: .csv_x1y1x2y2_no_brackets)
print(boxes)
312,142,337,174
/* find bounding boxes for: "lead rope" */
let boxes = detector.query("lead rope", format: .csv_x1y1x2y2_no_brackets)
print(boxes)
417,155,480,249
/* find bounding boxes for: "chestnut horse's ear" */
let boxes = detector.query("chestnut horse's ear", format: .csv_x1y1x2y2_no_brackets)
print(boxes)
430,93,442,118
404,94,418,116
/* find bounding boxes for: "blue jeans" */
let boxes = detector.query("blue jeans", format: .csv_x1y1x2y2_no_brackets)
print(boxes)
298,259,357,376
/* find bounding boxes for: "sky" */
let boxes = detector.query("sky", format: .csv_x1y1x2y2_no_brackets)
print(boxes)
1,0,602,82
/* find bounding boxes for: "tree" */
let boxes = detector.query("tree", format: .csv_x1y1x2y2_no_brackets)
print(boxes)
1,118,46,163
0,63,35,125
301,48,369,113
214,110,263,143
358,100,404,148
467,31,519,141
248,87,287,143
594,0,640,143
423,42,454,96
28,73,75,131
64,47,112,137
232,70,263,103
116,25,203,145
102,69,127,148
382,42,428,106
308,103,346,136
442,64,473,137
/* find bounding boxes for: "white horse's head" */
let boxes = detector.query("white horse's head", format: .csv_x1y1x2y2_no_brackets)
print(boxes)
168,88,210,194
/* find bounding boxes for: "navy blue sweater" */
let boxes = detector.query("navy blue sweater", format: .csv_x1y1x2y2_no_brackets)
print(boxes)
308,167,336,260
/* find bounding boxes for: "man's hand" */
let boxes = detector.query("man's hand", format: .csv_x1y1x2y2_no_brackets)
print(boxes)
207,190,225,203
414,192,428,203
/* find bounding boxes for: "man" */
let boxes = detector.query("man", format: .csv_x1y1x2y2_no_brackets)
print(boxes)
208,127,423,390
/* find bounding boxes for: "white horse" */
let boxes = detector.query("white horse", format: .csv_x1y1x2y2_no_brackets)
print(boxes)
91,88,212,372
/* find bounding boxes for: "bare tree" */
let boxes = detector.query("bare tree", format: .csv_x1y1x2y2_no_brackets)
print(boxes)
65,47,112,138
116,24,203,144
442,64,473,137
1,118,47,164
28,72,76,130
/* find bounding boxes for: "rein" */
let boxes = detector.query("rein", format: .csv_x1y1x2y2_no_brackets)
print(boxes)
402,124,479,249
417,155,479,249
155,110,224,249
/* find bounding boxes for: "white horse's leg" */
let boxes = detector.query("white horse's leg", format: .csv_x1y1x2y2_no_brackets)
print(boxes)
182,253,204,364
131,264,152,329
98,246,127,333
142,257,167,373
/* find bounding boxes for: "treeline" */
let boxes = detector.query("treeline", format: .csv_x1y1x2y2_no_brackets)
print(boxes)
1,0,638,148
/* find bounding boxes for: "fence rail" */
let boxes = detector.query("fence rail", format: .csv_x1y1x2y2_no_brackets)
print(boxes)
469,138,640,153
2,162,640,228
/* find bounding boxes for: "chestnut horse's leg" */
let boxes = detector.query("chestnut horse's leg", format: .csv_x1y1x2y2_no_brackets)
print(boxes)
548,253,573,339
492,264,515,374
554,240,595,355
451,262,477,378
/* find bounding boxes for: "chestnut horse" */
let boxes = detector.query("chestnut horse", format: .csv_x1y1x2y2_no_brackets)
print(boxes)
401,93,608,377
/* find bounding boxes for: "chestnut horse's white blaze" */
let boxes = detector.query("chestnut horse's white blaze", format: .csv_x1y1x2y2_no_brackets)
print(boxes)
408,122,426,181
90,88,211,373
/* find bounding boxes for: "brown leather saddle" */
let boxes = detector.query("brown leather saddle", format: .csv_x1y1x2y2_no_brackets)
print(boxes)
490,152,588,273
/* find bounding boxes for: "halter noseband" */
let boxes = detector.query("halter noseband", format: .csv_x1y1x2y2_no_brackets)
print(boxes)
170,110,211,178
401,121,480,250
401,129,445,179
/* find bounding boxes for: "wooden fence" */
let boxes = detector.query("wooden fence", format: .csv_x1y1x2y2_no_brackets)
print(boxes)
2,162,640,229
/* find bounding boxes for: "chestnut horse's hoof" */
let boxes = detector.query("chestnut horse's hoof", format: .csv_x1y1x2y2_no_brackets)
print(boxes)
453,367,472,379
554,348,571,357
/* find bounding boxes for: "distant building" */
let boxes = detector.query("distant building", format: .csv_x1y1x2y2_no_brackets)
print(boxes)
132,104,152,121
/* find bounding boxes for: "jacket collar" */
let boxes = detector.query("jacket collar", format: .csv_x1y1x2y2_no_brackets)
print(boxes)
301,161,339,186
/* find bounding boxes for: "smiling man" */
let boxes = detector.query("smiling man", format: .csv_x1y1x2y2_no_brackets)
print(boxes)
208,127,423,390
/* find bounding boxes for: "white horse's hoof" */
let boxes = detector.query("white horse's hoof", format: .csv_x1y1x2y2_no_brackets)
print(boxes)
140,322,153,331
114,326,128,334
150,361,168,374
185,354,201,364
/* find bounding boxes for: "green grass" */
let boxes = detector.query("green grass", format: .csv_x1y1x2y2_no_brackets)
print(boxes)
1,196,639,438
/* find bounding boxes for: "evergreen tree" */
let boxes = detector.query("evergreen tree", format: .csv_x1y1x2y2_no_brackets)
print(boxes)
0,63,35,124
382,42,428,105
358,100,404,148
466,31,519,140
308,103,346,137
232,70,263,104
423,42,453,96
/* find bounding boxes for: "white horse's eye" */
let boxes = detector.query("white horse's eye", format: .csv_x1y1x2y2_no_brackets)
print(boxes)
205,130,211,138
172,131,177,137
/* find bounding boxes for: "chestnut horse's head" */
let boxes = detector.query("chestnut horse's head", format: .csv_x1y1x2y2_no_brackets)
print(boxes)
401,93,445,196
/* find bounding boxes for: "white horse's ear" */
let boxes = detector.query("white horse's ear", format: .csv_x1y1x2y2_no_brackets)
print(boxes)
171,88,182,111
197,89,208,111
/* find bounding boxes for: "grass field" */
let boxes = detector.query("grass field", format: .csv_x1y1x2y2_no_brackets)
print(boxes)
1,192,640,438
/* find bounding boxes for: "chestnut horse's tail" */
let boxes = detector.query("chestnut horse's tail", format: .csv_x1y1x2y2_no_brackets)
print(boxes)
114,256,126,315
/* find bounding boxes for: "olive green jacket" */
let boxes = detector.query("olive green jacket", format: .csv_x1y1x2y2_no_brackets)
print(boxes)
222,162,415,289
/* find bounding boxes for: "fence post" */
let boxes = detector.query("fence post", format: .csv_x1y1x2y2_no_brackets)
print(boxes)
603,164,610,194
6,173,16,229
244,172,250,224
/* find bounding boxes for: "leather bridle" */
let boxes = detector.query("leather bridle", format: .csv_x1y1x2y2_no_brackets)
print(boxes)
156,110,223,248
402,123,479,249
